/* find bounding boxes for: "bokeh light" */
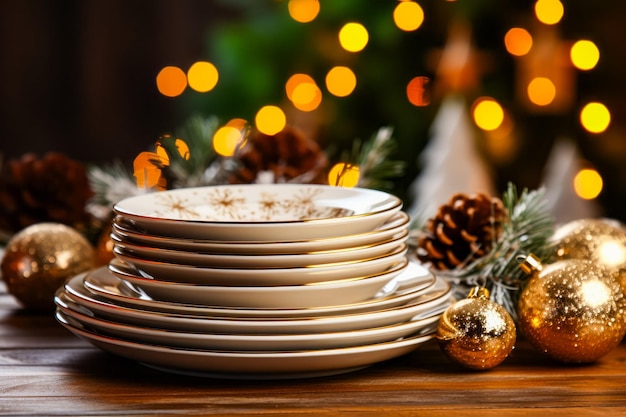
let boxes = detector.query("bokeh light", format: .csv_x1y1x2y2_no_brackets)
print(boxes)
325,66,357,97
155,137,190,162
156,66,187,97
472,98,504,131
338,22,369,53
187,61,219,93
580,102,611,134
288,0,320,23
527,77,556,106
328,163,360,187
504,28,533,56
174,138,191,160
406,76,430,106
393,1,424,32
570,40,600,71
213,125,245,157
255,105,286,135
155,142,170,166
133,151,163,189
292,82,322,111
534,0,564,25
574,168,603,200
285,73,315,101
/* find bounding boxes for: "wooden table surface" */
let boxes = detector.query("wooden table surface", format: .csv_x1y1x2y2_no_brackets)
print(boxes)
1,281,626,417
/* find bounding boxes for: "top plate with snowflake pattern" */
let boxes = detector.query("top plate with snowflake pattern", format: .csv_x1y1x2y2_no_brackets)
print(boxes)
113,184,402,241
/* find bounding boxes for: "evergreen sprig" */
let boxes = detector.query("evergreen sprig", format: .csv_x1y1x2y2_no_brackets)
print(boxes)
87,160,147,208
345,127,406,191
439,183,555,320
160,115,221,188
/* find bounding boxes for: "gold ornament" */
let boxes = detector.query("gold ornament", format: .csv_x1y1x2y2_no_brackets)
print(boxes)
551,218,626,294
1,222,96,310
436,286,516,370
518,254,626,363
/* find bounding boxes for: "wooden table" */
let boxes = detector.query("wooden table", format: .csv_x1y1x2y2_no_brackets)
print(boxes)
2,281,625,416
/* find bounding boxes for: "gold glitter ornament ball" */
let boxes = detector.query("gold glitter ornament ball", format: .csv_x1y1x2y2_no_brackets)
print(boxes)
437,287,516,370
551,218,626,293
1,222,96,310
518,254,626,363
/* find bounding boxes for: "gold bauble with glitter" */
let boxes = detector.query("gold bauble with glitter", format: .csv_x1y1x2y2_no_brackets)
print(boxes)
436,286,516,370
1,222,96,310
518,254,626,363
551,218,626,293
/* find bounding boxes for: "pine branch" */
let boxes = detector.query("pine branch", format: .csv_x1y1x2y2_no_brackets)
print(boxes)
161,114,221,188
351,127,407,190
87,160,149,208
437,183,555,320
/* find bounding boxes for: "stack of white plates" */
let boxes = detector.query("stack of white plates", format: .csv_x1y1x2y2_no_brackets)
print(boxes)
55,184,453,379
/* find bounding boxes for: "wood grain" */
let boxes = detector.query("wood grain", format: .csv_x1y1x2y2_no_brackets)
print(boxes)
1,281,625,416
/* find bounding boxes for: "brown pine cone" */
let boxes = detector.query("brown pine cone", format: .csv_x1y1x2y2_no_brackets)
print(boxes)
416,192,506,270
0,152,94,233
229,126,328,184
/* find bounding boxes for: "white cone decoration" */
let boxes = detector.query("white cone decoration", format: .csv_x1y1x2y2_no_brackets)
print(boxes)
408,95,495,223
541,138,600,223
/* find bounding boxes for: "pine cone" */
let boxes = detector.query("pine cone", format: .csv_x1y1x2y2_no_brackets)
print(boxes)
0,152,94,233
416,192,506,270
229,126,328,184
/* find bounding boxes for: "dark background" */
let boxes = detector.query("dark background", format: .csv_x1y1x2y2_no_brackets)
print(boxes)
1,1,625,221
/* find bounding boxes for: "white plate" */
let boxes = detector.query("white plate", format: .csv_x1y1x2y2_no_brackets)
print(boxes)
57,307,440,351
106,258,408,308
113,184,402,241
84,259,437,318
56,314,436,380
57,273,453,334
110,244,408,287
112,211,410,254
111,230,409,268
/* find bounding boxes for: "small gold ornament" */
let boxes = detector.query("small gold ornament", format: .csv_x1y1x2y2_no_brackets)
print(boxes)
518,254,626,363
551,218,626,293
1,222,96,310
437,286,516,370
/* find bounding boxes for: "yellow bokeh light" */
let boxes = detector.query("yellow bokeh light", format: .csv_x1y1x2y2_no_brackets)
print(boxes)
393,1,424,32
156,66,187,97
285,73,315,101
255,105,287,135
325,66,357,97
570,40,600,71
288,0,320,23
226,118,248,130
580,102,611,134
187,61,219,93
406,76,430,106
292,83,322,112
155,143,170,166
292,82,318,106
174,138,190,160
472,98,505,131
527,77,556,106
338,22,369,53
328,163,360,188
574,168,603,200
133,151,163,189
504,28,533,56
213,126,245,157
534,0,564,25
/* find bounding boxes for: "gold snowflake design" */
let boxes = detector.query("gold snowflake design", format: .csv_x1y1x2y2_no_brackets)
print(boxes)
152,187,353,222
153,194,200,219
207,188,246,219
258,192,281,220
